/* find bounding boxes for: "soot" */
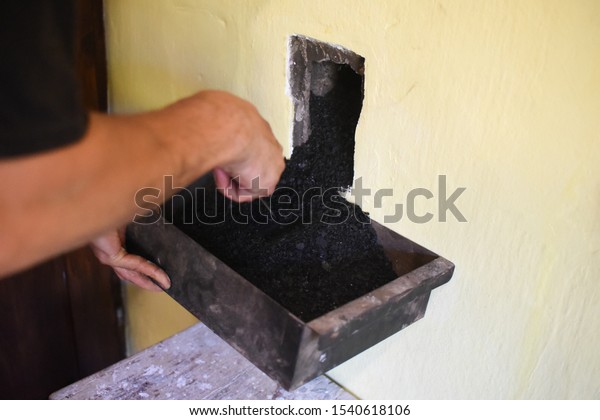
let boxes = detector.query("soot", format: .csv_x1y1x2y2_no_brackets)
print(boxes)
175,64,397,321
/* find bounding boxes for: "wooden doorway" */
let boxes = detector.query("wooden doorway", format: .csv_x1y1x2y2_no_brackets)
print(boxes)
0,0,126,399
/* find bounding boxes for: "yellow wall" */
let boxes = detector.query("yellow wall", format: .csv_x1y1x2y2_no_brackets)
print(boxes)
105,0,600,399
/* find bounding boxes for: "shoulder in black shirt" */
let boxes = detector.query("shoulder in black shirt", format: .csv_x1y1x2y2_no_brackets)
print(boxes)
0,0,88,158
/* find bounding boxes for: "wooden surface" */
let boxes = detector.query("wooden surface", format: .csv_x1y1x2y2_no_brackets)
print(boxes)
75,0,108,111
0,257,79,399
51,322,355,400
63,248,126,377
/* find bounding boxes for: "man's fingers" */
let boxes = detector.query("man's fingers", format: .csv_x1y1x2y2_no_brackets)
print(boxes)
213,167,230,192
214,167,241,201
113,252,171,290
113,267,163,292
90,229,170,292
213,163,284,203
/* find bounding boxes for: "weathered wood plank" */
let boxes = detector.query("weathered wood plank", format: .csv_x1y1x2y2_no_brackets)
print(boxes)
50,323,354,400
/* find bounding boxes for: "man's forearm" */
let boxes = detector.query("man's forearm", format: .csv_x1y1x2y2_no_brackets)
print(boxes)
0,112,204,277
0,90,284,278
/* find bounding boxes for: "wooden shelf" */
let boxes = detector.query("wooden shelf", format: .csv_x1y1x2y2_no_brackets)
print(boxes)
51,322,354,400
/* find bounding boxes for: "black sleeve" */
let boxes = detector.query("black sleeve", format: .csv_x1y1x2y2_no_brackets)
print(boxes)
0,1,88,158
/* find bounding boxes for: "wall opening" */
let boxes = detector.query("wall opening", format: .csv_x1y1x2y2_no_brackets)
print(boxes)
166,36,406,322
288,35,365,190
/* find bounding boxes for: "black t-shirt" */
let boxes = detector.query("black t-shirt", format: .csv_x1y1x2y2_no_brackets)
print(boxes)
0,1,88,158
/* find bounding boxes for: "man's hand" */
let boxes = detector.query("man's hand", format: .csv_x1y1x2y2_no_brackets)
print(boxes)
0,90,285,278
148,90,285,202
90,228,170,292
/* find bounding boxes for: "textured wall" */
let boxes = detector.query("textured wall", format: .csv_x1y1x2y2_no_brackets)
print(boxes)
105,0,600,398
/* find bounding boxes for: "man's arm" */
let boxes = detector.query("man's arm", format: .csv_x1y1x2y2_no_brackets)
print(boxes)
0,90,284,278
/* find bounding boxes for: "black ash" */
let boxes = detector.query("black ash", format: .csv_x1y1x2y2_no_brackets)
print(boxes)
176,64,397,321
